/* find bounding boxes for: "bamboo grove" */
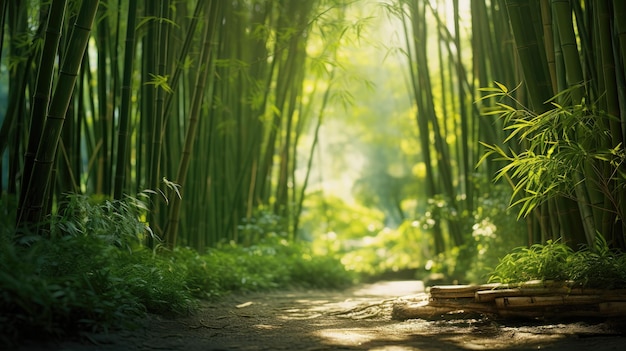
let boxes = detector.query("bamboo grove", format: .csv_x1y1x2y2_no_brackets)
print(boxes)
0,0,350,250
389,0,626,252
1,0,626,257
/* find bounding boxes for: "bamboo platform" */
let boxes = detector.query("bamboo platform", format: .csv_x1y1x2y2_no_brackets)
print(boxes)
392,280,626,320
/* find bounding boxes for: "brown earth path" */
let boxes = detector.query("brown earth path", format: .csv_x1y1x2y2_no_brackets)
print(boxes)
15,281,626,350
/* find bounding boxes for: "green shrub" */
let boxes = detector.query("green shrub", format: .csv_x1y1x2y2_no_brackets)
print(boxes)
173,235,355,299
112,249,196,315
291,254,356,288
0,232,145,345
489,237,626,288
0,194,190,345
490,240,573,283
1,194,356,346
564,236,626,289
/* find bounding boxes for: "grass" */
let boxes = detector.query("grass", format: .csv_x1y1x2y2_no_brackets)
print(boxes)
5,190,624,347
0,194,355,347
489,237,626,289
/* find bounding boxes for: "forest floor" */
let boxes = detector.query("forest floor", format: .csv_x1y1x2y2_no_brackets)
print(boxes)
16,281,626,351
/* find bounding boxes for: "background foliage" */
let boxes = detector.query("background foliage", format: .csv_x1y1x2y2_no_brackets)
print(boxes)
0,194,353,345
1,0,626,344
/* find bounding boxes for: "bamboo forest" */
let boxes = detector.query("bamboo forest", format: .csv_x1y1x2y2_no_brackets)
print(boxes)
2,0,626,348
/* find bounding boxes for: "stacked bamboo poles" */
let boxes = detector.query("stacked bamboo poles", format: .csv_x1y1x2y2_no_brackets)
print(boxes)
392,281,626,320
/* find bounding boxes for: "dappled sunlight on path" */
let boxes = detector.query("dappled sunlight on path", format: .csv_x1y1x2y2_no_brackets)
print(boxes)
353,281,425,297
17,281,626,351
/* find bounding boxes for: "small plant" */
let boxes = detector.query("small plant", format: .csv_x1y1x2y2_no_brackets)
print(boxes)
565,235,626,289
52,193,153,250
489,240,573,284
489,236,626,289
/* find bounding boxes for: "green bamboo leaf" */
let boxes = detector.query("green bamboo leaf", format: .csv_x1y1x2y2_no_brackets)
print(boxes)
494,81,508,93
476,143,498,166
511,195,535,219
136,15,179,30
145,73,173,93
478,86,504,93
479,92,506,101
162,177,182,200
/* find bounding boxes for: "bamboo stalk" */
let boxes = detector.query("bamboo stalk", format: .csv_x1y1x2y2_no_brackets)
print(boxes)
17,0,68,219
539,0,557,94
165,2,217,247
293,74,333,236
113,0,138,200
397,0,444,253
17,0,100,228
504,0,552,112
95,4,112,195
551,0,584,102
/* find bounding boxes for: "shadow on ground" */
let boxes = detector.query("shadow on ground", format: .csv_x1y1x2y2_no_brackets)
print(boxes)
16,281,626,350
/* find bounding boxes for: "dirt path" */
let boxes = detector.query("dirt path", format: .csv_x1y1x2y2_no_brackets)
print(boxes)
17,281,626,350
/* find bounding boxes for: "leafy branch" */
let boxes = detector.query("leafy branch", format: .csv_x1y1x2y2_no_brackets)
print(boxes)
145,73,173,93
478,83,626,242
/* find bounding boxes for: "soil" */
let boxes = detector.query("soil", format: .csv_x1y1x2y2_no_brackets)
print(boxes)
14,281,626,351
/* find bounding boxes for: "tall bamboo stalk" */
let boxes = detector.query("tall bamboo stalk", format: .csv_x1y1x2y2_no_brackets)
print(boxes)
95,4,112,195
396,0,444,253
16,0,67,220
505,0,552,112
137,0,157,246
293,73,333,237
17,0,100,229
0,0,7,59
165,1,217,247
113,0,138,199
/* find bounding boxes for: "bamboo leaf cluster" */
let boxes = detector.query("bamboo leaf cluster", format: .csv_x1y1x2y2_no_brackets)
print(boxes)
478,0,626,249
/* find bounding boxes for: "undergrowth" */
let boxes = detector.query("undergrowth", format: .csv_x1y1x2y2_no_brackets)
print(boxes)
489,236,626,288
0,194,354,347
